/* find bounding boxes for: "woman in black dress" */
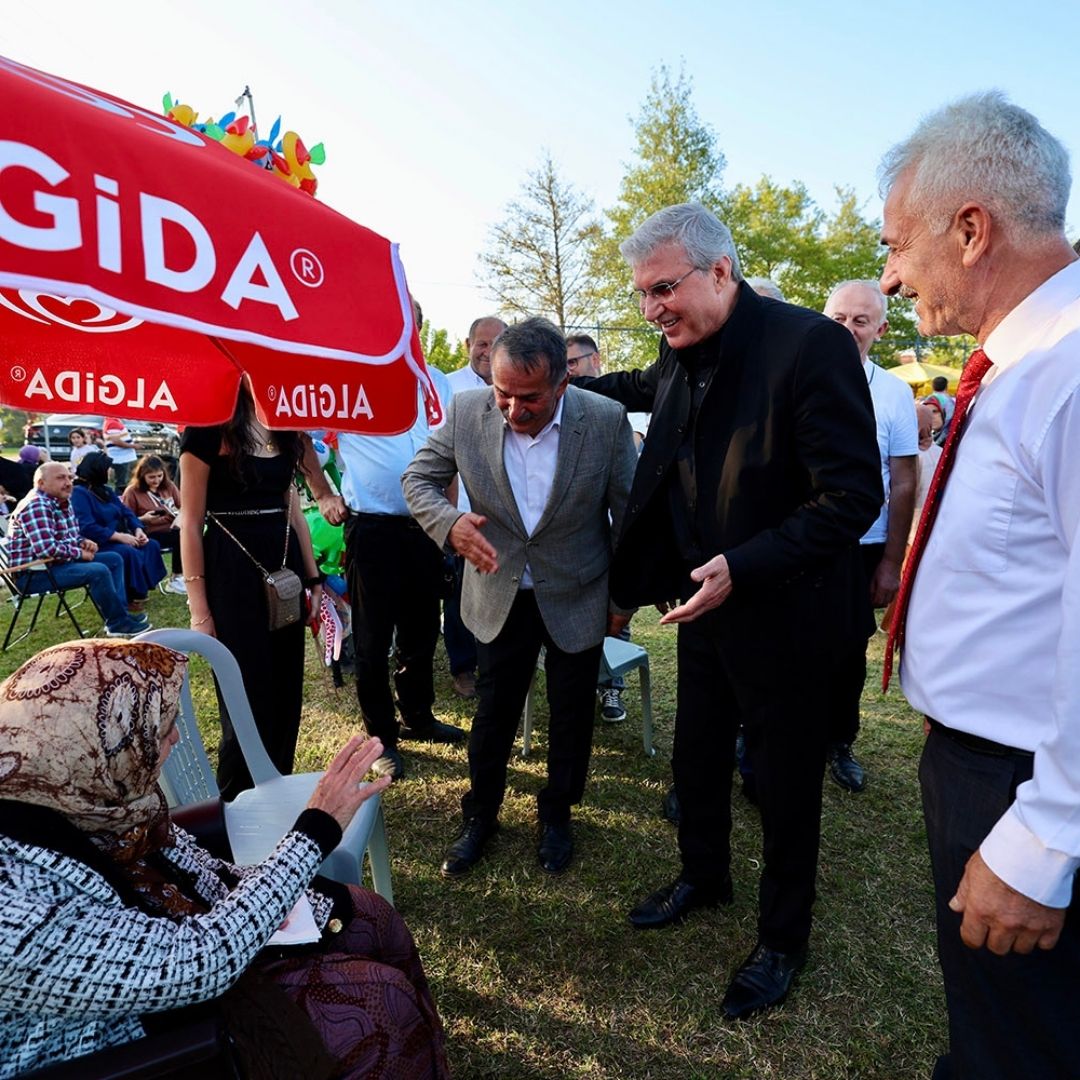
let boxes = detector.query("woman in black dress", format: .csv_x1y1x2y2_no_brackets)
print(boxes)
180,386,323,799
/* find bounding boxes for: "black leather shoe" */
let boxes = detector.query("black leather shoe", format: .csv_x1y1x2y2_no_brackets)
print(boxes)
371,748,406,781
721,942,807,1019
628,877,733,929
440,817,498,878
537,822,573,874
401,718,467,744
828,742,867,793
661,786,681,825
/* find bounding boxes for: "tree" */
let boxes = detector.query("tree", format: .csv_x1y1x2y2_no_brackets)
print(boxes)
721,177,823,295
478,151,599,329
419,321,467,375
0,408,30,450
586,65,726,369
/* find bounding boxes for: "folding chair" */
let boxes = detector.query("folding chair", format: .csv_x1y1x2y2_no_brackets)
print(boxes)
0,542,100,651
138,628,393,904
520,635,656,758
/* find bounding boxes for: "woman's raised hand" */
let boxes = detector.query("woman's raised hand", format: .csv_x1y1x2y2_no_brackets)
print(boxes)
307,736,392,832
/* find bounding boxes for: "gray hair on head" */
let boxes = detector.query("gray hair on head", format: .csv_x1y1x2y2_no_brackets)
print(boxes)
878,91,1071,239
826,279,889,323
468,315,507,340
746,276,785,301
492,317,568,385
34,461,66,485
620,202,744,281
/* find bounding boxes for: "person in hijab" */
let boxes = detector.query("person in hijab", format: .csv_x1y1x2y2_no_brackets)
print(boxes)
0,639,449,1079
71,451,167,614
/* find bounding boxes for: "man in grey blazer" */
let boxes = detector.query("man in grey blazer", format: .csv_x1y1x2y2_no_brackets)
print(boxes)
403,317,637,876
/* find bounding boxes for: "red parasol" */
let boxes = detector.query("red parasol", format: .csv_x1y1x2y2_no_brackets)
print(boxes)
0,54,441,433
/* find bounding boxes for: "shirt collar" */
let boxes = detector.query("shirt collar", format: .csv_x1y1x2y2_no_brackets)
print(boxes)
982,260,1080,377
33,489,69,511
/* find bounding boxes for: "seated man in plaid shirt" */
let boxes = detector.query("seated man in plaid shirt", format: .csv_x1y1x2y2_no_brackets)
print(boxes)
3,463,148,637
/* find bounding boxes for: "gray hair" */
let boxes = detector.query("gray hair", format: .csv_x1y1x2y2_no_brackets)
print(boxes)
826,279,889,323
620,202,744,281
34,462,67,486
468,315,507,340
746,276,785,301
879,91,1071,239
492,317,567,385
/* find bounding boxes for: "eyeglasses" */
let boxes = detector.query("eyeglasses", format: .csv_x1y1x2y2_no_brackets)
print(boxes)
566,350,597,367
633,268,702,307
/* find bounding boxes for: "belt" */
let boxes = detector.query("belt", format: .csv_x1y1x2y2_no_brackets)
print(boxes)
926,717,1033,759
211,507,285,516
349,511,419,526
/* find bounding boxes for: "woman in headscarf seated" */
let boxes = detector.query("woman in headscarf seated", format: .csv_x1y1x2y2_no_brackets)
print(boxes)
0,640,450,1079
71,451,167,615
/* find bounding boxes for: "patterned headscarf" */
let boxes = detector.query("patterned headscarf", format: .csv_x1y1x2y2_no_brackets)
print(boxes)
0,640,187,857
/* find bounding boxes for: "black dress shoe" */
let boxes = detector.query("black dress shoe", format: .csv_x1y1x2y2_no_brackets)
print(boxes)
828,742,867,792
721,942,807,1019
537,822,573,874
440,817,498,878
401,718,468,744
661,786,681,825
628,877,733,929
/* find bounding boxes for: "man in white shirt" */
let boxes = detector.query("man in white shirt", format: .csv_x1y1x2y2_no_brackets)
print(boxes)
881,92,1080,1079
822,281,917,792
404,318,636,878
444,316,507,698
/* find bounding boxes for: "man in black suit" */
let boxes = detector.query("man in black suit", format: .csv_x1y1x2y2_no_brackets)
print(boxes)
580,203,882,1018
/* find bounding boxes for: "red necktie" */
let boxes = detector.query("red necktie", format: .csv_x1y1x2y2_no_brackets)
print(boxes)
882,348,994,690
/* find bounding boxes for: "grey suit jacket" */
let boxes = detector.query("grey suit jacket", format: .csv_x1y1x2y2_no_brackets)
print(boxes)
403,383,636,653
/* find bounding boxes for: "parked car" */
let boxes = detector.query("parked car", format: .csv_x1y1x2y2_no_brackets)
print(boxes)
23,414,181,472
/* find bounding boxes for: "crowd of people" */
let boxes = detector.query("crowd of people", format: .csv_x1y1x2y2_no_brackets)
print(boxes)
1,90,1078,1079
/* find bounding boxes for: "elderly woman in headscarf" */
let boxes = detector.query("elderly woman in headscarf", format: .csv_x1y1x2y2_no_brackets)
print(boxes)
0,640,450,1079
71,451,167,614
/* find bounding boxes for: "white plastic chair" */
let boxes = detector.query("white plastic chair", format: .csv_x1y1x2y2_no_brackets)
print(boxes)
138,628,393,904
521,635,655,758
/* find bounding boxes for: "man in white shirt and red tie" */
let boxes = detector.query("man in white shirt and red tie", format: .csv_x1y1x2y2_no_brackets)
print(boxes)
881,92,1080,1080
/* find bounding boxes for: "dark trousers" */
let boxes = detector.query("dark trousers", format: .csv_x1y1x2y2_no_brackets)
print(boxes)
344,513,443,747
19,551,126,626
462,589,602,826
153,527,182,575
920,727,1080,1080
674,617,831,953
442,554,477,676
829,541,884,746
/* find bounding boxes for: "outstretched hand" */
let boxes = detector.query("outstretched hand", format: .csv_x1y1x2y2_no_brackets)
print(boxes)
449,513,499,574
307,736,393,832
658,554,733,624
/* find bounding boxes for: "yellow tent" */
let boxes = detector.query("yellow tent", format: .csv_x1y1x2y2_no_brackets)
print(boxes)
887,362,961,397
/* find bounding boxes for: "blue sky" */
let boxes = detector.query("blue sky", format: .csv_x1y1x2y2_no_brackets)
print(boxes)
6,0,1078,337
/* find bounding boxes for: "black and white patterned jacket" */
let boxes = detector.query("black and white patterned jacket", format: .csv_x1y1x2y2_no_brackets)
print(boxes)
0,808,339,1077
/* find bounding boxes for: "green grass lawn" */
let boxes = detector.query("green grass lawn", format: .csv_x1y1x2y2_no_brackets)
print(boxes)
0,588,943,1079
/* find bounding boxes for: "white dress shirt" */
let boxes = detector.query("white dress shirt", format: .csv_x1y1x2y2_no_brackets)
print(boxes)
502,397,563,588
902,259,1080,905
446,364,489,512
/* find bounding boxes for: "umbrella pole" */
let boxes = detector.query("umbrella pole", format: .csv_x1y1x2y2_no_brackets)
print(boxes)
235,85,258,141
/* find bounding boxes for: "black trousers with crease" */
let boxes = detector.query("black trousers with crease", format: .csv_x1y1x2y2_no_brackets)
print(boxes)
462,589,601,826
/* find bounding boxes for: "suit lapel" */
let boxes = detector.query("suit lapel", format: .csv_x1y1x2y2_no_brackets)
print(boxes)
533,388,585,536
482,401,528,536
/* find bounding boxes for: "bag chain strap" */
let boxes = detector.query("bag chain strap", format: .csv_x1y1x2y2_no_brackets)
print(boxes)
207,488,293,579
